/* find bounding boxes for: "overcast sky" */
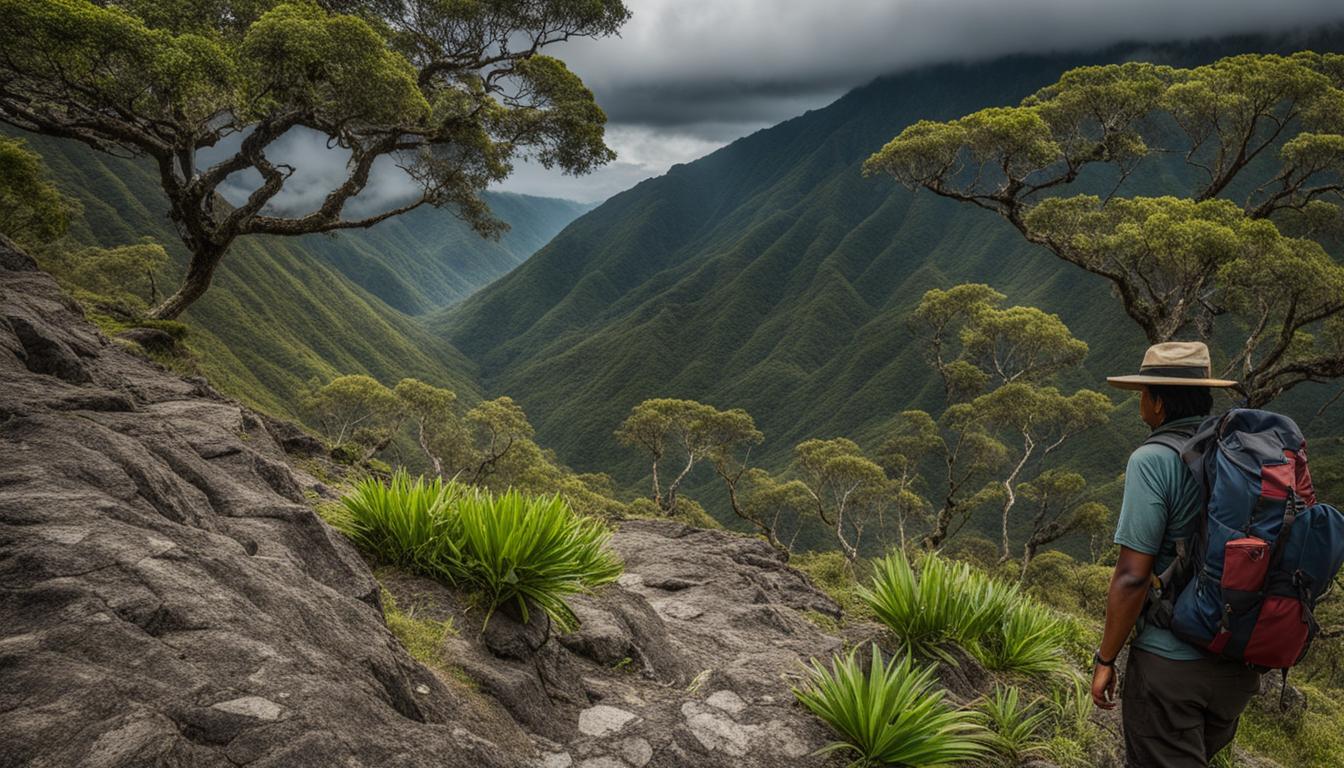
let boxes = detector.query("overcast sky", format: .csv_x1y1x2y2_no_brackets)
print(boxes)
496,0,1344,202
217,0,1344,212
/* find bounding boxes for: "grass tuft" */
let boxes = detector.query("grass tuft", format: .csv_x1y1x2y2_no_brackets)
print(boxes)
793,643,988,768
334,470,622,632
977,684,1050,766
381,588,455,668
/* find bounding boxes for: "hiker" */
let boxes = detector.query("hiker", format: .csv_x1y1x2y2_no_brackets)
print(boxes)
1090,341,1260,767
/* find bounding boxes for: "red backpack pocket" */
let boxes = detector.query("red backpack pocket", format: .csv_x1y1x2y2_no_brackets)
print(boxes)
1222,537,1270,592
1243,596,1311,668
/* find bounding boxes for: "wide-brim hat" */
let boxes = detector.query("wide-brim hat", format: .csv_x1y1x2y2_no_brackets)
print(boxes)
1106,341,1238,391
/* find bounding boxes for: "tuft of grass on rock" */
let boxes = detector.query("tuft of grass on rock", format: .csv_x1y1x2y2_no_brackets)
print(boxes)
381,588,456,669
336,471,622,632
793,643,989,768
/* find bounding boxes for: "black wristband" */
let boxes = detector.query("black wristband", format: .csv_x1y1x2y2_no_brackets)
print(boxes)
1093,649,1116,668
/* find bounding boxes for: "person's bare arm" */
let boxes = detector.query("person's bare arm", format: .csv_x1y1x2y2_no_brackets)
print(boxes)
1092,546,1155,708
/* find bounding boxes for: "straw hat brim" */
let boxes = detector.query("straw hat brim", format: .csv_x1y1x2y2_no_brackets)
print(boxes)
1106,374,1239,391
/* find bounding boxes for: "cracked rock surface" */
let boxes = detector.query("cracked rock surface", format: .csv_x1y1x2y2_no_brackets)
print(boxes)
0,238,849,767
382,520,848,768
0,239,531,768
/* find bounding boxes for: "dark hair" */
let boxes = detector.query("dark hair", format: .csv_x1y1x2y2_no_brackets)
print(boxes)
1149,384,1213,423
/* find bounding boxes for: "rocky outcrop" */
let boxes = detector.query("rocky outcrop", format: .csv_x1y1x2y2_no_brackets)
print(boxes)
0,239,533,768
381,522,848,767
0,238,852,767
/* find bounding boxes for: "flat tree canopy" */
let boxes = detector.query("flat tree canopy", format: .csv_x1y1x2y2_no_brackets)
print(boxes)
865,53,1344,407
0,0,629,318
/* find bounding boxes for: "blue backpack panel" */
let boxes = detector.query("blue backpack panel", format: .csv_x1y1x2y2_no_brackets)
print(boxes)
1153,409,1344,670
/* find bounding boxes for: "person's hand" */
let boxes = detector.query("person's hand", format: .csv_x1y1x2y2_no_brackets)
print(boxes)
1091,661,1117,709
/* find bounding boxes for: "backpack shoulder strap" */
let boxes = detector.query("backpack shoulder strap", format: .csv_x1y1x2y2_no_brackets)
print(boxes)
1139,421,1204,626
1142,422,1199,457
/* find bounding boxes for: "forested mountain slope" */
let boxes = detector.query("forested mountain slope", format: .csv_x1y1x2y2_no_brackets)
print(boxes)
21,133,588,418
438,30,1344,495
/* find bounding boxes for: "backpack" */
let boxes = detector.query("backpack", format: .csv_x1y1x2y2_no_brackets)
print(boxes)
1144,409,1344,672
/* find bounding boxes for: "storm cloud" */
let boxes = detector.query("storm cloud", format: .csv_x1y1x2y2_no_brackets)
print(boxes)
217,1,1344,207
498,0,1344,200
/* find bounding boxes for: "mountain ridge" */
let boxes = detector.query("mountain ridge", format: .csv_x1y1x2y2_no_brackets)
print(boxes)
17,131,589,418
435,29,1344,522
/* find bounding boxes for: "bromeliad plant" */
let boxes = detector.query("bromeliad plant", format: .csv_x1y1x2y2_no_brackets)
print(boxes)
973,601,1070,675
335,471,621,631
335,470,460,569
856,550,1018,661
977,685,1051,766
792,643,988,768
451,488,623,631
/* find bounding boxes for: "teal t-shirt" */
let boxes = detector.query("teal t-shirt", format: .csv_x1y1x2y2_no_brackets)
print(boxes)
1113,415,1206,661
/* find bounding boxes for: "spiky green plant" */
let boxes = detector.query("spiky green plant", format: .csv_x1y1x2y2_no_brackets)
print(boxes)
977,685,1050,766
1043,675,1104,767
449,488,623,631
974,600,1069,675
856,550,1018,661
793,644,988,768
334,470,462,570
334,473,622,632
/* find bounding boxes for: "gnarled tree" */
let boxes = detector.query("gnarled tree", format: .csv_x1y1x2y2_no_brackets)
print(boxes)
1017,469,1110,575
865,53,1344,407
793,437,889,563
0,0,628,318
890,285,1110,554
615,398,760,514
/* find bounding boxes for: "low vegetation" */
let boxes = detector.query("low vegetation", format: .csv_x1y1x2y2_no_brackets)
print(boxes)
335,471,622,631
793,548,1111,766
977,685,1050,766
793,644,988,768
380,588,456,670
858,550,1069,675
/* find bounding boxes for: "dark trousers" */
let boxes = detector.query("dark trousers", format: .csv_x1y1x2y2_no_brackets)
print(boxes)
1121,648,1261,767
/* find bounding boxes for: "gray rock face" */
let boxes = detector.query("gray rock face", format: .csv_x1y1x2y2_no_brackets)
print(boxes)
0,238,850,767
413,520,847,768
0,240,532,768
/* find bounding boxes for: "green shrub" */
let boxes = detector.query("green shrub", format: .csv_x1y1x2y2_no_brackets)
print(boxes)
792,644,988,768
451,487,623,630
334,472,622,631
856,550,1017,661
792,549,872,619
973,601,1070,675
336,470,460,569
943,534,1000,570
978,685,1050,766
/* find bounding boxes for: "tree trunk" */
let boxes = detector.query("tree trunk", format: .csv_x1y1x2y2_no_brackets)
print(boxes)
998,437,1034,563
650,459,663,508
151,242,226,320
921,503,954,550
416,418,443,477
1020,541,1037,580
663,453,696,514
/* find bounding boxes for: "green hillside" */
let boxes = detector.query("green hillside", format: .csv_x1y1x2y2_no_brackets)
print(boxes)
437,32,1344,531
20,133,587,418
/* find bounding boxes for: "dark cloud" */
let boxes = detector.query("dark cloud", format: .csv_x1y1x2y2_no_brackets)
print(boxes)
558,0,1344,129
205,2,1344,205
